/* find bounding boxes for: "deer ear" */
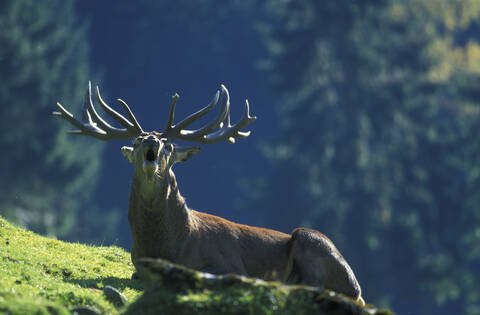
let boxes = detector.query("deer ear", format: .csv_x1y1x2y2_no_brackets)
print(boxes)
121,146,134,163
174,146,201,163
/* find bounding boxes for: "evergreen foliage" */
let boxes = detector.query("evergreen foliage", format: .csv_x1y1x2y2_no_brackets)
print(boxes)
0,0,104,238
256,1,480,313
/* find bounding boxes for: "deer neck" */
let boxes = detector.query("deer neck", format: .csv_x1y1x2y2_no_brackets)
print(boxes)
128,167,191,259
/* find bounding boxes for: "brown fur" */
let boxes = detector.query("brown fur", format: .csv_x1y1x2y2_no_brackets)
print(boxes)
126,135,364,305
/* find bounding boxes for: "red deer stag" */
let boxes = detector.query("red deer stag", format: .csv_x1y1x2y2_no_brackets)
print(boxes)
53,82,365,305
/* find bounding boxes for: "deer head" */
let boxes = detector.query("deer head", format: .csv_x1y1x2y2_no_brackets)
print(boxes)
53,82,256,181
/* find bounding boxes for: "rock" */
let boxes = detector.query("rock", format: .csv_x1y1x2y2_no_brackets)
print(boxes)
103,285,128,308
123,258,395,315
70,306,101,315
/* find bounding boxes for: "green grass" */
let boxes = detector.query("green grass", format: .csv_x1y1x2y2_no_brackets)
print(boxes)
0,216,142,314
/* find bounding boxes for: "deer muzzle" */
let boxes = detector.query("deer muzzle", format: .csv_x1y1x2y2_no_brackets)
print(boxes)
142,144,159,173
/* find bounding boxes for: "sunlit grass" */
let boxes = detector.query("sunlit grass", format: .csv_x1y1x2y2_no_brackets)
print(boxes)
0,216,142,314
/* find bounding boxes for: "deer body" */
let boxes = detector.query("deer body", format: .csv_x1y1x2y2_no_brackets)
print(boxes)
54,82,365,305
127,148,290,279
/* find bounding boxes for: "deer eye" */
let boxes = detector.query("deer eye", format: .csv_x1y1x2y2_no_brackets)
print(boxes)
133,138,141,148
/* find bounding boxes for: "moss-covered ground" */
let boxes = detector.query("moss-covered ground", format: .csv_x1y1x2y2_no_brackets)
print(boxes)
127,259,392,315
0,216,394,314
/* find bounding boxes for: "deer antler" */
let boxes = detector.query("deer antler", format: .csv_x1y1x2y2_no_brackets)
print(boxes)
53,81,144,140
54,83,256,144
163,85,257,144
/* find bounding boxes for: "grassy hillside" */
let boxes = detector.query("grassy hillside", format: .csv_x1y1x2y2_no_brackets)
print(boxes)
0,216,393,314
0,216,141,314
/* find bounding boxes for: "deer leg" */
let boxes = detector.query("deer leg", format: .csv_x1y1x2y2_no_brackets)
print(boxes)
288,228,362,301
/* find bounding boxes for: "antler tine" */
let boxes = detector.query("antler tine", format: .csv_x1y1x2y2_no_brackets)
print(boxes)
53,101,109,139
95,85,134,129
235,99,257,137
174,90,220,131
84,81,124,134
116,98,144,134
163,89,222,141
162,85,256,144
53,81,144,140
203,98,257,144
164,93,180,133
180,85,229,137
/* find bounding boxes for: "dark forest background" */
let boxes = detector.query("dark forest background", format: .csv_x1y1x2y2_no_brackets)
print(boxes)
2,1,480,313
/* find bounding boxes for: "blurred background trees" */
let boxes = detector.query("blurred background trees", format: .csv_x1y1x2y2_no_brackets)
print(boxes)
1,0,480,313
255,1,480,313
0,0,106,239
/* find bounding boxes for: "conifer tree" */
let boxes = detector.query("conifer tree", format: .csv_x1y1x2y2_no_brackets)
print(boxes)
257,1,480,313
0,0,103,238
